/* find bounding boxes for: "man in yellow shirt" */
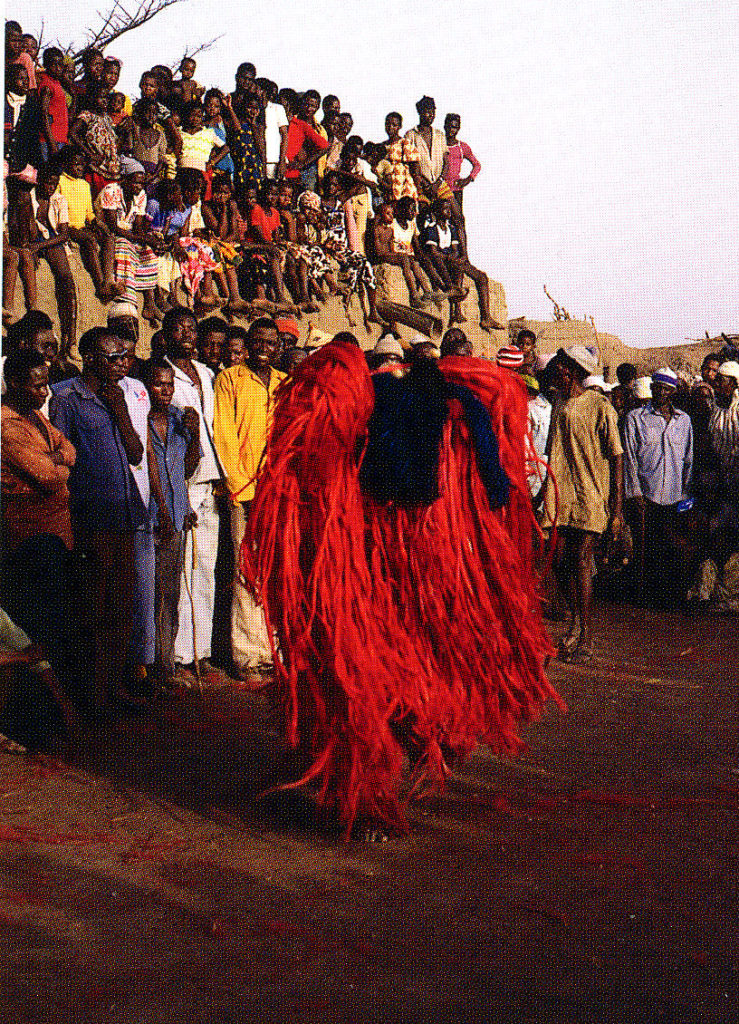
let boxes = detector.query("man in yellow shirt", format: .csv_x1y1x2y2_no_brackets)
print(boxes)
57,149,117,303
213,318,285,684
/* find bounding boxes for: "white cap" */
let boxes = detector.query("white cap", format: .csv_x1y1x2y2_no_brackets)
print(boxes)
651,366,678,388
583,375,607,392
633,376,653,400
562,344,598,376
374,336,405,358
718,360,739,381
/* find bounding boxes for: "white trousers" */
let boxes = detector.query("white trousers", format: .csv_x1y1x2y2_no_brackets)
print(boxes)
174,483,219,664
231,502,272,671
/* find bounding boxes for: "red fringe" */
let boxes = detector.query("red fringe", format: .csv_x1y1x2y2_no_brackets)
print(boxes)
242,344,562,836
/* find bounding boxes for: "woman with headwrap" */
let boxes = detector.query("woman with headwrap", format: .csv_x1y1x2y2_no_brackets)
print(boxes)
94,159,164,324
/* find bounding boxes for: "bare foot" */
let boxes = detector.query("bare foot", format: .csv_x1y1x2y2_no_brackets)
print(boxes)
197,293,222,309
479,317,506,333
142,304,163,326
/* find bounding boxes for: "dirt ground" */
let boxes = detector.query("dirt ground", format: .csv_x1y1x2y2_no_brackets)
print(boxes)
1,600,738,1024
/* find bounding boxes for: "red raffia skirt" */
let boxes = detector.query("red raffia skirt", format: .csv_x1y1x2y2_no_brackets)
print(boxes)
242,342,562,835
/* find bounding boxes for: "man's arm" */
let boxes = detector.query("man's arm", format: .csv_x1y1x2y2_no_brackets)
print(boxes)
146,425,174,540
683,419,694,495
456,141,481,187
39,84,57,156
609,453,624,522
99,382,144,465
277,123,288,178
182,406,202,479
213,371,249,501
622,411,642,501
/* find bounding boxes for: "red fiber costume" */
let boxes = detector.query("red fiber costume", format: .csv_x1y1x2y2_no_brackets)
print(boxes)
242,341,562,835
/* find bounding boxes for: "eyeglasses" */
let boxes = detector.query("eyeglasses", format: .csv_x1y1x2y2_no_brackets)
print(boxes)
101,351,128,363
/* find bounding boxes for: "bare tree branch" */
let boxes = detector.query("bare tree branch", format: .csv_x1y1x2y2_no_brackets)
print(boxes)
70,0,189,61
543,284,571,322
171,33,225,69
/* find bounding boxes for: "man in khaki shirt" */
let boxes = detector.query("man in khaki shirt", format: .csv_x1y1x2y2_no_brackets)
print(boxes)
213,318,285,684
542,345,624,663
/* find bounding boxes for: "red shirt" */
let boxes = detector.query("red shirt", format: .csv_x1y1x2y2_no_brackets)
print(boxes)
250,204,280,243
284,117,328,179
37,71,69,146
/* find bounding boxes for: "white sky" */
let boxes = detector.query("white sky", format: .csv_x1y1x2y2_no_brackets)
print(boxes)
17,0,739,347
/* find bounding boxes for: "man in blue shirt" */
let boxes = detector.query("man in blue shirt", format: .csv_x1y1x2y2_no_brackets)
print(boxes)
50,326,147,709
623,366,693,606
146,360,200,686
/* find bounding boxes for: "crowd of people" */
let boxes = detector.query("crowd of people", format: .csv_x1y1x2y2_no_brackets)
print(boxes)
5,20,501,361
508,338,739,662
3,18,739,757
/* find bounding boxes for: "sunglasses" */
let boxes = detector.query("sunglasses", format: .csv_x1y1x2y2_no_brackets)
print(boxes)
100,351,128,363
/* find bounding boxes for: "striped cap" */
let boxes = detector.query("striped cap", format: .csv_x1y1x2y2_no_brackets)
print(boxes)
651,367,678,389
496,346,524,368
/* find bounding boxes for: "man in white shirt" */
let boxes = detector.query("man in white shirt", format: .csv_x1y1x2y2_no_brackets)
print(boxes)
119,334,156,684
259,79,288,179
162,308,222,677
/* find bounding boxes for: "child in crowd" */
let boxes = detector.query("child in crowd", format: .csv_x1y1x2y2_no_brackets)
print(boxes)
316,111,342,180
201,172,250,314
377,112,420,202
130,97,167,196
276,181,320,311
107,91,128,126
203,90,236,180
294,189,345,302
146,360,200,688
420,196,467,326
284,90,328,192
320,171,383,329
136,70,173,128
37,48,69,160
224,93,265,195
145,178,190,307
57,147,118,304
172,57,205,109
22,34,39,66
372,201,433,308
245,180,298,310
16,164,77,359
173,168,222,313
178,101,229,176
102,57,132,115
6,21,36,91
68,84,120,196
338,135,378,254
